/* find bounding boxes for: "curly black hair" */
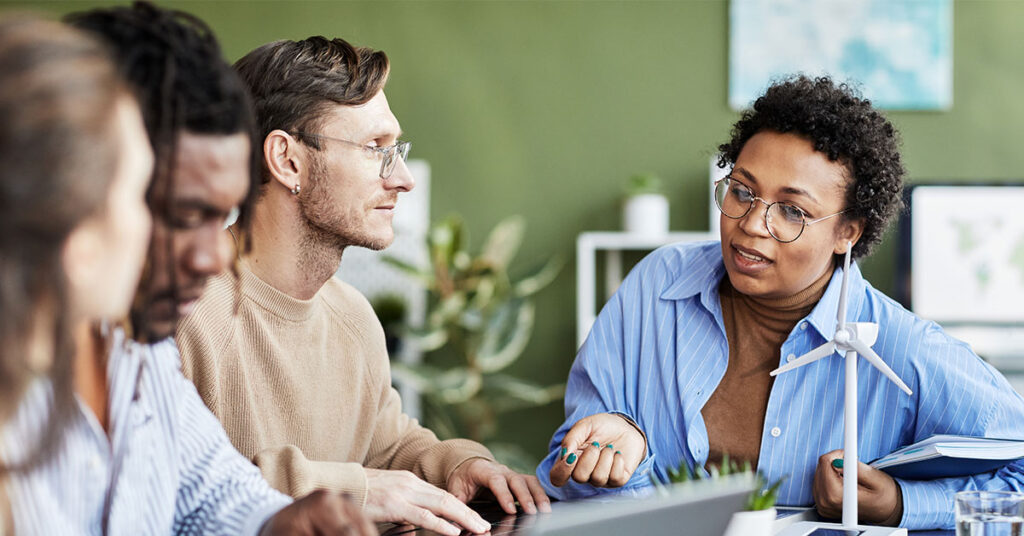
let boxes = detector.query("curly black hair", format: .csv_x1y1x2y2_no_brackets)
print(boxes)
717,75,905,260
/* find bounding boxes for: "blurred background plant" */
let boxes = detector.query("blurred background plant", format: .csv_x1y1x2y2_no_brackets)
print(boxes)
624,172,664,197
371,294,408,355
384,214,565,472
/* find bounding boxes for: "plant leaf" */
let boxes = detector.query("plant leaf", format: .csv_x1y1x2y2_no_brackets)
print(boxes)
390,362,446,394
513,255,564,297
480,216,525,271
483,374,565,412
395,363,482,404
433,368,482,404
401,325,449,352
430,292,467,325
476,299,534,373
381,256,433,286
429,215,466,272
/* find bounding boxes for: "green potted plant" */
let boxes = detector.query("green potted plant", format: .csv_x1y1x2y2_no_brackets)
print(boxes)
370,294,408,355
652,455,786,536
623,172,669,235
382,214,565,471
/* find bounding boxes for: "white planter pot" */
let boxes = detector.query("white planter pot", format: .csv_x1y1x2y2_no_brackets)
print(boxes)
623,193,669,236
722,507,776,536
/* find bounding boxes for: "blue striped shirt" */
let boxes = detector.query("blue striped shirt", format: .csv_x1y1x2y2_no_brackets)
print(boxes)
2,330,291,535
537,240,1024,530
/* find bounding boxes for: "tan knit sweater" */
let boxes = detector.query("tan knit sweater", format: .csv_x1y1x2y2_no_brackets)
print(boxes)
176,265,493,505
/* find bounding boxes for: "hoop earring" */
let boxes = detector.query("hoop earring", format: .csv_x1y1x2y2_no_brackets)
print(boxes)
290,184,301,195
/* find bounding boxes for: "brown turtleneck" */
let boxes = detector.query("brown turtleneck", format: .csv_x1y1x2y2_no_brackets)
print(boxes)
702,266,833,470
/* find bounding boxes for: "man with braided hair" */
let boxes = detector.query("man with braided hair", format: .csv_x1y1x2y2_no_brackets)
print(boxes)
59,2,375,533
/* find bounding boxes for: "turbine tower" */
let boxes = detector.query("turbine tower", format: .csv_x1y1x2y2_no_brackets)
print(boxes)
774,242,911,536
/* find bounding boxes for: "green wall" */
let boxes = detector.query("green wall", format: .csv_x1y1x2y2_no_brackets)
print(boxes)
16,0,1024,463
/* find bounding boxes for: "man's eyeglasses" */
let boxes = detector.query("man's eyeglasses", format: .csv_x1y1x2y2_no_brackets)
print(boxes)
713,176,849,243
293,132,411,180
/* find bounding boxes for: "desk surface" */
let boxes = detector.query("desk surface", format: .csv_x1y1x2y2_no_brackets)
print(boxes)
378,501,955,536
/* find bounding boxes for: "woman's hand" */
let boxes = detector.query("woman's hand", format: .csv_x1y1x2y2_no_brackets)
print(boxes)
812,449,903,526
548,413,646,488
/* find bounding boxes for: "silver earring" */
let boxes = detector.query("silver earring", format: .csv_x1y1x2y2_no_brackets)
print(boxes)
290,184,301,195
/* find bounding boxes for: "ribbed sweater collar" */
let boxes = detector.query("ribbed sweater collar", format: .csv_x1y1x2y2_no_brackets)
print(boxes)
721,263,834,335
238,263,321,322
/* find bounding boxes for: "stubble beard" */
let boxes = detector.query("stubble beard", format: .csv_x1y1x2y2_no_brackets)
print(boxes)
296,155,392,274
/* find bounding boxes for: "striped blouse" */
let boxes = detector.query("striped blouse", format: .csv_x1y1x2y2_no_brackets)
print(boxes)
537,240,1024,530
2,330,291,535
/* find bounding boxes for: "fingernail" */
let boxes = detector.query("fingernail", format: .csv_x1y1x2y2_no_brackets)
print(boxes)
559,446,567,459
832,458,843,469
591,441,600,448
566,453,577,464
615,450,621,456
605,444,614,449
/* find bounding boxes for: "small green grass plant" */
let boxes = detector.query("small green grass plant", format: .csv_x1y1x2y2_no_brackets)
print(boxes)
650,454,786,511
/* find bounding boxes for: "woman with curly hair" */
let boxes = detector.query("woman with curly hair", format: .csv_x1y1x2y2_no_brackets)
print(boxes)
537,76,1024,530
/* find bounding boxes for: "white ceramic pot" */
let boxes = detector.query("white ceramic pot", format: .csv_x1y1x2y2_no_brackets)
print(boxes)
722,507,776,536
623,193,669,235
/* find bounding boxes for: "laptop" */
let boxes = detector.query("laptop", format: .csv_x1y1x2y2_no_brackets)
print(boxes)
382,475,756,536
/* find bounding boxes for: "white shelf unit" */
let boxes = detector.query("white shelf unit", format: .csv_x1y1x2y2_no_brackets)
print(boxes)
576,231,715,348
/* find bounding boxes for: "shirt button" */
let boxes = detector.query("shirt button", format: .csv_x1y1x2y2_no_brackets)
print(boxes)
786,354,796,362
800,322,808,330
770,427,782,437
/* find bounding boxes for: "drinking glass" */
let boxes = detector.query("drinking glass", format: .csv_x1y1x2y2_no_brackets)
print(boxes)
956,490,1024,536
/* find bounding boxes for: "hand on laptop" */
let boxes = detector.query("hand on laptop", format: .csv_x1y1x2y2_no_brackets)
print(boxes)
812,449,903,526
549,413,646,488
364,468,492,536
260,489,376,535
447,457,552,515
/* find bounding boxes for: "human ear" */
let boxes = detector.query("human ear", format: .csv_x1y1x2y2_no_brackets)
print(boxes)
264,130,305,194
833,218,865,255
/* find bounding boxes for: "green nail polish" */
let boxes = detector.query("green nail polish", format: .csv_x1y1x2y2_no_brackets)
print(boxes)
566,453,577,464
605,444,614,449
615,451,621,456
591,441,600,448
832,458,844,469
559,447,567,459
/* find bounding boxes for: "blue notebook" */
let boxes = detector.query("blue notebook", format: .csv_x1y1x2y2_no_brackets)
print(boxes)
869,435,1024,480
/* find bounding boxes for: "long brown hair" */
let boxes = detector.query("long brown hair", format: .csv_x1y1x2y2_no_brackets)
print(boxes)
0,15,123,472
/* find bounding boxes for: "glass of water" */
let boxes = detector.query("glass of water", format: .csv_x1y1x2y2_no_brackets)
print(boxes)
956,490,1024,536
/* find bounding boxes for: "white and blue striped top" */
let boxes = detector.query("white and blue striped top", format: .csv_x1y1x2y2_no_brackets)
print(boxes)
537,240,1024,531
2,330,291,535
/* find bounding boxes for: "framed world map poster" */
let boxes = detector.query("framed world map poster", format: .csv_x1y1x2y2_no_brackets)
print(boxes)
905,184,1024,325
729,0,953,111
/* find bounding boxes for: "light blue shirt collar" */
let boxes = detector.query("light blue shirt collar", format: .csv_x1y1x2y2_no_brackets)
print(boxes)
658,243,867,341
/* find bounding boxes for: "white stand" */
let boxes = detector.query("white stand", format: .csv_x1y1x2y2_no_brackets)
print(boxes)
575,231,713,347
771,243,912,536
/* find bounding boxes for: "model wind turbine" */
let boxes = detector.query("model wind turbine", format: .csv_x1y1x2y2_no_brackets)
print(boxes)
774,242,911,536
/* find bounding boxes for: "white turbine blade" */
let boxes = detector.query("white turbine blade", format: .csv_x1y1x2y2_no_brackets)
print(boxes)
770,341,836,376
837,242,852,330
848,339,913,396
